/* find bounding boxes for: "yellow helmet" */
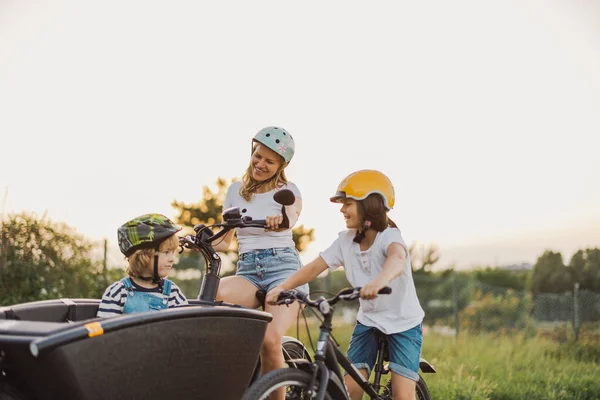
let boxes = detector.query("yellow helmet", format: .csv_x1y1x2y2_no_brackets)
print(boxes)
330,170,395,210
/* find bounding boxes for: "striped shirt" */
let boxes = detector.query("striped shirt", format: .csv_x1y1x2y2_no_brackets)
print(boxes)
96,278,188,318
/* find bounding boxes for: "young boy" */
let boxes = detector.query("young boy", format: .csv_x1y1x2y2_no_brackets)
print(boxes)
267,170,425,400
97,213,188,318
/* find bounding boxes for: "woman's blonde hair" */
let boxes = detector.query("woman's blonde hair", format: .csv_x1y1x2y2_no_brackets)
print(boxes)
239,144,288,201
125,234,179,277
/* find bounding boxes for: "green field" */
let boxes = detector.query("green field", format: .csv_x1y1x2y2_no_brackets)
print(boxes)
288,320,600,400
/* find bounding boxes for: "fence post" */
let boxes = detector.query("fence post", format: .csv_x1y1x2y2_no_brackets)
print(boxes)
453,270,460,337
103,238,108,287
573,282,580,342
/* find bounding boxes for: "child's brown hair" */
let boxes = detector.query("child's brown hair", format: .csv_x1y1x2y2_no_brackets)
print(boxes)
357,194,397,232
125,234,179,278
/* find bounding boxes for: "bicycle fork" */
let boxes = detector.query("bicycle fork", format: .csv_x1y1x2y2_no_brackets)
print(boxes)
371,333,389,396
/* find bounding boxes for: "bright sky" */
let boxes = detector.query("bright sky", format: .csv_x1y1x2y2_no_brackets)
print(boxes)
1,1,599,270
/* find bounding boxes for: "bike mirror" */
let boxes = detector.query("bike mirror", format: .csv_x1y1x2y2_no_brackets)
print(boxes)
274,189,295,206
193,224,207,234
222,206,242,221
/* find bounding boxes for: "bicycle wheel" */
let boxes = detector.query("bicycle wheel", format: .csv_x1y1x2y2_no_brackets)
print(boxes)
384,374,431,400
249,339,312,385
241,368,333,400
282,340,311,362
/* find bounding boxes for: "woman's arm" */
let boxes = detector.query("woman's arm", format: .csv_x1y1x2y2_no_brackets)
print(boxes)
266,256,329,304
360,242,406,299
266,198,303,231
212,229,235,252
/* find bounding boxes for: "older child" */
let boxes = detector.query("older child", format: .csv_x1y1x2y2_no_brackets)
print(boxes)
97,213,188,318
267,170,425,400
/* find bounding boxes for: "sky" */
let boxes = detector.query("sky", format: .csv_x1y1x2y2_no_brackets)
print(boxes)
1,1,599,271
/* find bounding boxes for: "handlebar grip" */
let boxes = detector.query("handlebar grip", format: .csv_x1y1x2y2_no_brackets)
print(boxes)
246,218,289,229
378,286,392,295
245,219,267,228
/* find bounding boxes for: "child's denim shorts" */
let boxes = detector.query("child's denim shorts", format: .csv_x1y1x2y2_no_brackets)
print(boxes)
236,247,309,295
346,322,423,381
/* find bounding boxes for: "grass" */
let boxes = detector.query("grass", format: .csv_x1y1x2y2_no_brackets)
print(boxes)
286,317,600,400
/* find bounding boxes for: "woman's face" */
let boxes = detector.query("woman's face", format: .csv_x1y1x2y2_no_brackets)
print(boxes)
340,199,361,230
251,143,283,182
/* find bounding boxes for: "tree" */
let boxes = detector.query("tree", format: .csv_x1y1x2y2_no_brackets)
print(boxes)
0,212,107,306
408,242,440,274
172,178,237,266
530,250,571,294
568,248,600,292
472,267,529,291
171,177,315,266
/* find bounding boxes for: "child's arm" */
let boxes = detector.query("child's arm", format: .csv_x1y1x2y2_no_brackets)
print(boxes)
361,243,407,300
96,282,126,318
169,281,188,307
266,256,329,305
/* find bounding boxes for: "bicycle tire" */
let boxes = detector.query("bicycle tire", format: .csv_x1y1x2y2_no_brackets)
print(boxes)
241,368,334,400
384,374,431,400
282,340,311,362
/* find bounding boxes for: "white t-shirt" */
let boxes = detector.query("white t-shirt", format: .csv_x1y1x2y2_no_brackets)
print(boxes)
223,181,302,254
319,228,425,334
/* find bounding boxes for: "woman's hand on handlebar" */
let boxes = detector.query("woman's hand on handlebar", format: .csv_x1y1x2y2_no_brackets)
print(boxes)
265,214,285,231
266,285,287,305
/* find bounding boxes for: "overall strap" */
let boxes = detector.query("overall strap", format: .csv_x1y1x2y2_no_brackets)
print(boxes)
162,279,172,296
121,277,134,290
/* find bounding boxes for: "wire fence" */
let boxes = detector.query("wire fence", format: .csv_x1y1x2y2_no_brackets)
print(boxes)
411,273,600,340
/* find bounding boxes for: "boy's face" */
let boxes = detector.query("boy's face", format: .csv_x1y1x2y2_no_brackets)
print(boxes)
153,249,177,278
340,199,361,230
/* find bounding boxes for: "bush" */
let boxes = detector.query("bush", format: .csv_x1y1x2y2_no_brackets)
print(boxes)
460,289,536,336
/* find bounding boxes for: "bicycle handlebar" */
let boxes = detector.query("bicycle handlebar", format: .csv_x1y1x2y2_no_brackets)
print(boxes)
178,189,295,252
276,286,392,309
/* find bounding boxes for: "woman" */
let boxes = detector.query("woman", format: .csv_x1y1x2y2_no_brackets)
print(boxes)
213,126,309,392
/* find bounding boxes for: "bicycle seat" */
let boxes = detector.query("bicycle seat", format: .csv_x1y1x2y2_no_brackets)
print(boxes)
255,289,267,310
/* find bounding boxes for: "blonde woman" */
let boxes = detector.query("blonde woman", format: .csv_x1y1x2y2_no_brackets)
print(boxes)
213,126,308,393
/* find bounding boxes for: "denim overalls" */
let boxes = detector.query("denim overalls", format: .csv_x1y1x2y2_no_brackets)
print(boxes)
121,277,172,314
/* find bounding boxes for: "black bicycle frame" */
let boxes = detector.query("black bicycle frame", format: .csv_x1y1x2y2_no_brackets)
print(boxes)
310,313,383,399
196,228,229,302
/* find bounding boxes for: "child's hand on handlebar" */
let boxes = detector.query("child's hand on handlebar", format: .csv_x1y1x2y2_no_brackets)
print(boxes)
265,214,284,231
266,286,286,305
360,280,387,300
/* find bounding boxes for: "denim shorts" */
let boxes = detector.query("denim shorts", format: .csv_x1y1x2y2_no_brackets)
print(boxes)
237,247,309,295
346,322,423,381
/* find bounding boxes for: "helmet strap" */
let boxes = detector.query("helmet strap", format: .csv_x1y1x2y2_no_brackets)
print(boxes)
152,247,162,285
353,220,371,243
137,248,163,289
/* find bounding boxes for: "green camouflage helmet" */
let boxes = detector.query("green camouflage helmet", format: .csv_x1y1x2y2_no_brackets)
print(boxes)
252,126,295,163
117,213,182,257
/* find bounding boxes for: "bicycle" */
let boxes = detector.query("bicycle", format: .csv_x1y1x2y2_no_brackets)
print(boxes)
0,189,309,400
178,188,312,369
241,287,436,400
